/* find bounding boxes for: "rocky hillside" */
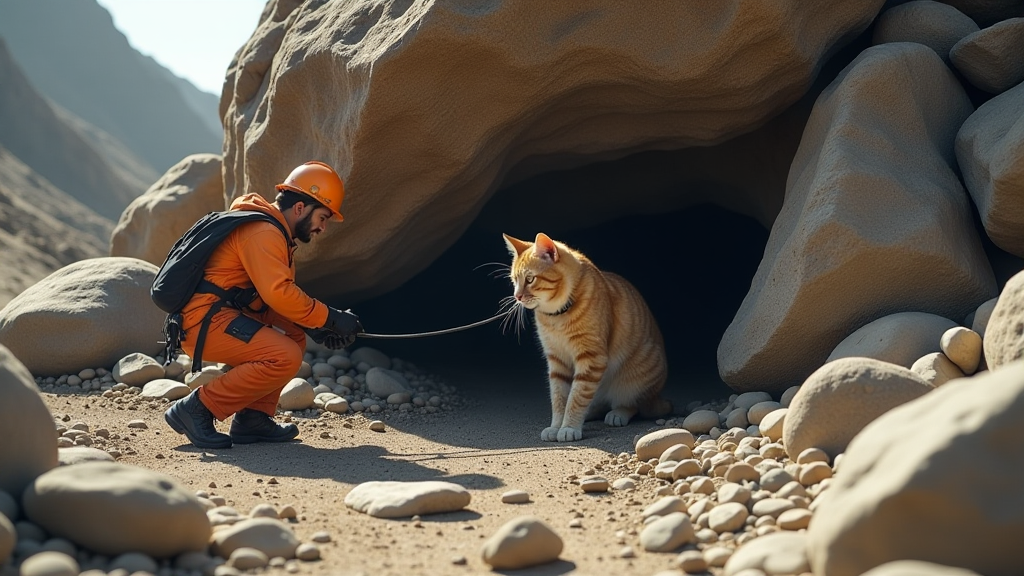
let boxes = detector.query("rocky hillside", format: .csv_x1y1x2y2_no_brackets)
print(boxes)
0,38,137,221
0,0,222,176
0,146,111,309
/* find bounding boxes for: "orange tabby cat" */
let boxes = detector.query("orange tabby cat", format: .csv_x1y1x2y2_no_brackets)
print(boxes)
503,232,671,442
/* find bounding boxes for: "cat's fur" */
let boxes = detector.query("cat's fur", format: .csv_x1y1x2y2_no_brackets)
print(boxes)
503,232,671,442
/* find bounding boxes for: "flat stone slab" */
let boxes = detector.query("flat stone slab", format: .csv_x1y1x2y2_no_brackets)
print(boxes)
343,481,471,518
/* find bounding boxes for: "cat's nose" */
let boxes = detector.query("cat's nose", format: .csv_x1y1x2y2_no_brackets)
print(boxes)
515,294,523,301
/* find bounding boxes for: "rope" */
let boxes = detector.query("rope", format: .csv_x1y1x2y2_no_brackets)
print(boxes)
357,312,508,340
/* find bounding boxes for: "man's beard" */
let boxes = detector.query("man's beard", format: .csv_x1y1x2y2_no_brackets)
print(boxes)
294,211,315,243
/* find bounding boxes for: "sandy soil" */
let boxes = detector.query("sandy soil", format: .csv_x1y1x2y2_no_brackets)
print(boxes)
37,338,735,576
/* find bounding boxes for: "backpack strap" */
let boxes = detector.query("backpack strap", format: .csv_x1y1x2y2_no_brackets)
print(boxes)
184,213,293,374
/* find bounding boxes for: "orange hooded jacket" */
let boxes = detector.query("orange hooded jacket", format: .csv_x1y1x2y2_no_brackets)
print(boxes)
180,193,329,334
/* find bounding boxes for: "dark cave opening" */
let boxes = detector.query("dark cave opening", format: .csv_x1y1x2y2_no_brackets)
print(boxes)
349,200,769,407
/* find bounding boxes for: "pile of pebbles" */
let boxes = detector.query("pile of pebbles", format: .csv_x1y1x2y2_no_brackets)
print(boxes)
29,345,467,425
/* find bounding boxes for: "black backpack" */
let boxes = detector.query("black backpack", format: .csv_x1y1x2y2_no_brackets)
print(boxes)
152,210,291,373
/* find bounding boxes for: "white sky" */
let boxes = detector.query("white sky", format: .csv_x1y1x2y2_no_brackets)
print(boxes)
96,0,268,95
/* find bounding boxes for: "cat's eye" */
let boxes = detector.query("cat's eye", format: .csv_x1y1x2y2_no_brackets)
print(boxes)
525,275,535,284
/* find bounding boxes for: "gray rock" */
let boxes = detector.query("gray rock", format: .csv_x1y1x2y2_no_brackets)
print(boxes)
0,489,16,522
113,353,165,386
872,1,979,62
350,347,392,370
57,447,115,467
18,551,79,576
807,361,1024,576
480,516,562,570
210,518,299,560
108,552,158,574
719,43,994,393
639,512,695,552
951,16,1024,93
140,378,191,400
635,428,696,460
277,378,314,411
955,81,1024,258
0,258,165,376
0,344,57,497
22,461,210,557
827,312,958,369
365,368,408,398
724,531,809,575
784,357,932,459
344,481,471,518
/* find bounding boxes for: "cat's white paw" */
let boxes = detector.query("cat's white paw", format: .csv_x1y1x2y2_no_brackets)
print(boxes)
541,427,560,442
556,427,583,442
605,409,632,427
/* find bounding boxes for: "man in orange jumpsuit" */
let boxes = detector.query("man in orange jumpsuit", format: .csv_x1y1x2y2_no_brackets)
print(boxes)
164,160,363,449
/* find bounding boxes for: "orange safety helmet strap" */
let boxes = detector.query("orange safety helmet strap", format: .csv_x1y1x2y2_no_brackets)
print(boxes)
275,161,345,221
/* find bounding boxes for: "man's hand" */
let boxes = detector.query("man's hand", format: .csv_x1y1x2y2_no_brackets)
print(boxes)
324,307,364,340
305,328,355,350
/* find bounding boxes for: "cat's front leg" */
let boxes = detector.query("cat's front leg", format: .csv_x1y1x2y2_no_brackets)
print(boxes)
557,356,608,442
542,355,573,442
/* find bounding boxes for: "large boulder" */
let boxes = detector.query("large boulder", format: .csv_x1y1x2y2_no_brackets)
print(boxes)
718,43,996,393
0,257,165,376
955,80,1024,258
872,1,979,62
783,357,933,459
221,0,885,301
807,360,1024,576
110,154,226,266
950,18,1024,94
826,311,958,368
984,270,1024,369
0,344,57,498
22,461,211,558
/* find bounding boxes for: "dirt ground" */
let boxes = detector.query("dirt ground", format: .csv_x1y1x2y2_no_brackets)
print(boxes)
38,337,735,576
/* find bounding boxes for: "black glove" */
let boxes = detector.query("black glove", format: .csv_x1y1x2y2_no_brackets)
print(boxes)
304,328,353,349
324,307,364,340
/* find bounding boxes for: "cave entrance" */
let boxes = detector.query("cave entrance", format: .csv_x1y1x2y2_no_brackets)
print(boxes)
352,175,770,408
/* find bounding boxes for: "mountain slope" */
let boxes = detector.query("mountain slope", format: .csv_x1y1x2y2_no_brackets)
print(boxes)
0,38,137,220
0,0,222,174
0,145,111,309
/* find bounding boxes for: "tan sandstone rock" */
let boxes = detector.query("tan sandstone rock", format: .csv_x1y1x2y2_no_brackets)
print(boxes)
951,18,1024,94
22,461,211,558
826,311,958,369
110,153,226,266
719,42,996,393
955,80,1024,258
0,257,166,376
210,517,300,560
0,344,57,498
939,326,983,374
910,352,966,386
481,516,563,570
221,0,884,301
807,360,1024,576
983,270,1024,369
872,1,979,62
783,357,933,459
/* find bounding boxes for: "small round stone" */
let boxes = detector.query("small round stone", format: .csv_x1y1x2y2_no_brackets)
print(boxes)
676,549,708,573
501,490,531,504
369,420,386,432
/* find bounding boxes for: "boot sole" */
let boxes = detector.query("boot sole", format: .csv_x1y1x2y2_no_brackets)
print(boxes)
164,408,233,449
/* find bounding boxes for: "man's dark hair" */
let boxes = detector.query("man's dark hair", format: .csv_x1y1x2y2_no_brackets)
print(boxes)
275,189,327,212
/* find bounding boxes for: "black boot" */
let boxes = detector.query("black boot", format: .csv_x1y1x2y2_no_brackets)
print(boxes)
164,390,232,449
229,408,299,444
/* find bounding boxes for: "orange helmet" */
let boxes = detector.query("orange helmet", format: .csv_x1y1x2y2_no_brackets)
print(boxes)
275,161,345,221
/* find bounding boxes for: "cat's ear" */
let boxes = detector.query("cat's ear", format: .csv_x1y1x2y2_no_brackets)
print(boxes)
503,233,531,256
534,233,559,263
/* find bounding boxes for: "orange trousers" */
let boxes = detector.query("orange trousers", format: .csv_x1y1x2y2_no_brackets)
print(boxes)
181,307,305,421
